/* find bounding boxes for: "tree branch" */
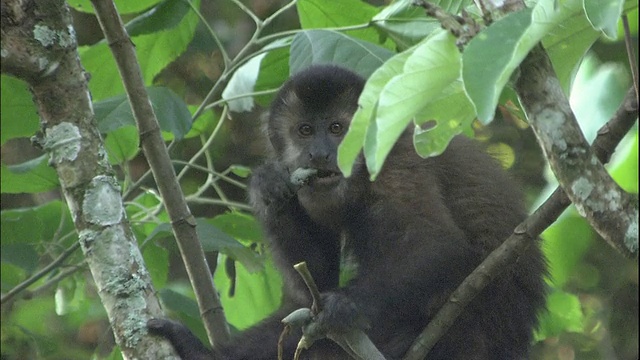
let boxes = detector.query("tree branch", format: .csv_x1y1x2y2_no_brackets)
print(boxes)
515,45,639,257
1,0,177,358
89,0,230,352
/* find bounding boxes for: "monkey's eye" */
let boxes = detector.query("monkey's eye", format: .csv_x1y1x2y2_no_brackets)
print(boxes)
329,122,343,135
298,124,313,136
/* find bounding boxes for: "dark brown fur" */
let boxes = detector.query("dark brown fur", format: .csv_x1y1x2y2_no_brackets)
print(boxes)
149,65,547,360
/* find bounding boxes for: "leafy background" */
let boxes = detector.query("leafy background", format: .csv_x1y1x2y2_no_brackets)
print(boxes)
1,0,637,359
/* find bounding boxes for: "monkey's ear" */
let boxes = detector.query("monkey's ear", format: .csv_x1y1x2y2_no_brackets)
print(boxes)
280,89,300,108
259,111,275,151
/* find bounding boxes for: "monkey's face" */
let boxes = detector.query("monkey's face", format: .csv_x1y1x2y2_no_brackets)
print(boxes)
266,65,366,201
269,88,357,192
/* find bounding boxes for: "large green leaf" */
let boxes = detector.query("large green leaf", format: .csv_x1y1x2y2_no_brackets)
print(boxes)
125,0,192,36
213,253,282,330
463,0,618,120
412,85,475,158
289,30,394,79
227,37,293,110
143,242,169,289
0,244,38,273
80,0,200,101
366,30,461,178
104,126,139,164
542,1,601,94
197,219,263,273
338,48,415,177
569,55,630,142
463,8,533,123
210,212,263,245
1,76,40,145
297,0,391,48
158,287,210,343
254,38,292,107
95,87,192,140
1,155,60,193
0,200,67,243
584,0,625,38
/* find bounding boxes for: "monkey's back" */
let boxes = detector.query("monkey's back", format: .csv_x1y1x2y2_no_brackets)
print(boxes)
368,132,547,359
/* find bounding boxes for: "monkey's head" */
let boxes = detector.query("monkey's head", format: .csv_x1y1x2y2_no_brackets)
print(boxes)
267,65,365,193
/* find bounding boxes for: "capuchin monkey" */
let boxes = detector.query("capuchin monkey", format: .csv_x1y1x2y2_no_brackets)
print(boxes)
148,65,547,360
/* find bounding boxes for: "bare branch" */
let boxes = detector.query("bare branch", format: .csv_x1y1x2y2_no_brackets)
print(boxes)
89,0,230,351
1,0,177,357
515,45,639,257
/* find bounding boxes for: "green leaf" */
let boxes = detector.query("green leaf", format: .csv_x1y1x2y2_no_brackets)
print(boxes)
225,37,292,112
543,2,600,93
95,87,192,140
1,155,59,193
542,214,594,287
535,290,585,340
197,219,263,273
584,0,625,38
80,0,200,101
0,201,74,273
1,263,26,292
296,0,390,47
372,0,471,50
147,87,193,140
464,0,605,120
289,30,394,79
570,55,630,142
143,242,169,289
367,30,461,178
0,243,38,272
610,134,638,193
158,287,209,342
67,0,162,14
104,126,139,164
210,212,262,244
185,106,218,139
125,0,192,37
617,4,638,38
228,165,251,178
1,75,40,145
254,38,293,107
213,253,282,330
159,288,200,319
412,88,475,158
463,8,533,123
338,47,414,177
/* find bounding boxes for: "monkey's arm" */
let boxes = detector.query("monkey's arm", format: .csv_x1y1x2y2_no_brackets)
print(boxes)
249,161,341,295
315,215,481,349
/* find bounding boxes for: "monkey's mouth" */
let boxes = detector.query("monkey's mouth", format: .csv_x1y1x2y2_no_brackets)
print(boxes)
314,169,342,185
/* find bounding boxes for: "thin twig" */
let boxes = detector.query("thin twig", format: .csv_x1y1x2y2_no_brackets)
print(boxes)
622,15,639,100
293,262,322,314
1,242,81,304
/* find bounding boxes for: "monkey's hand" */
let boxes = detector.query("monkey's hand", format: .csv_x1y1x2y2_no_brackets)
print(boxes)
315,292,370,334
249,162,299,207
147,318,215,360
283,293,383,359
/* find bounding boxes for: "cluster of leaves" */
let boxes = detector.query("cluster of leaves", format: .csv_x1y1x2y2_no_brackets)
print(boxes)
1,0,637,359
